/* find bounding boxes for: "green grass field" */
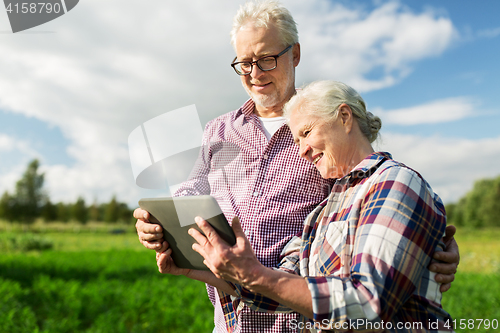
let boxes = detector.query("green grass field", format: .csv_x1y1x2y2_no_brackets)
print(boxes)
0,224,214,333
440,227,500,332
0,224,499,332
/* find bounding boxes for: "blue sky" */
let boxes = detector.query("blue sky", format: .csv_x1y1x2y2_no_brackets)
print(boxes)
0,0,499,207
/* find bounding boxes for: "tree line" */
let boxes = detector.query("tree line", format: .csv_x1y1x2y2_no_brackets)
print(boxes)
446,174,500,228
0,159,134,224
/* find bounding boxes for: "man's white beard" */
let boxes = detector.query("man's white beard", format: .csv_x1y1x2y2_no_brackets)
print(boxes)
244,76,295,110
250,90,282,109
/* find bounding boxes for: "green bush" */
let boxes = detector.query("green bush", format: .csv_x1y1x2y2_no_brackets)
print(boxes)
0,233,54,252
0,280,39,333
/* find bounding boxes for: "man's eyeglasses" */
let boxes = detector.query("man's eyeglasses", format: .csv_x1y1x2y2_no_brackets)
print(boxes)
231,45,293,76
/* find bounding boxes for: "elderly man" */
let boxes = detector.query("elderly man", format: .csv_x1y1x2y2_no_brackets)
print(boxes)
134,1,459,332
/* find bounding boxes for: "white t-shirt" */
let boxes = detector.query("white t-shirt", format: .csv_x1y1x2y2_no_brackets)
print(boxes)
258,116,286,141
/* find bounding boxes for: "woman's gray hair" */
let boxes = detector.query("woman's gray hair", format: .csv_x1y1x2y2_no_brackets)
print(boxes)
230,0,298,48
283,81,382,143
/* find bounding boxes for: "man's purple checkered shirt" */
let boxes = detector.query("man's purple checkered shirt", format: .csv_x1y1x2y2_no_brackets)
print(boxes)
174,98,333,332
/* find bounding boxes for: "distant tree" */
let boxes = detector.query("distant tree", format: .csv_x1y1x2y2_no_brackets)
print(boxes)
0,191,17,221
13,159,47,224
447,175,500,228
444,202,462,227
41,199,58,222
117,202,134,223
88,200,102,222
103,195,119,223
102,195,134,223
71,196,88,224
480,177,500,227
56,202,70,223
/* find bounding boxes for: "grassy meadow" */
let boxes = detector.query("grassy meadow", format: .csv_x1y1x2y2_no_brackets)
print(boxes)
0,221,214,333
440,228,500,332
0,221,499,332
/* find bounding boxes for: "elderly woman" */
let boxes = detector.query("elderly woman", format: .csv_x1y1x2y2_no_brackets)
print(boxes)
181,81,453,332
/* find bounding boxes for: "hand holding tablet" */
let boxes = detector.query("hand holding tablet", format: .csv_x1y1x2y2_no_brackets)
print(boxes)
138,195,236,270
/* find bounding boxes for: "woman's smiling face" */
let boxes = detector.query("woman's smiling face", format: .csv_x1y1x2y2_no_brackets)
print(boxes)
289,105,353,179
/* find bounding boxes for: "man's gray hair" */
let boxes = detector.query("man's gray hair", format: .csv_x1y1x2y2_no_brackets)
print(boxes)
230,0,298,48
284,81,382,143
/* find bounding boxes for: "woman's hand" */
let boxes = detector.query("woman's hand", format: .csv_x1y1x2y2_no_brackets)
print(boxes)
190,216,314,318
189,216,264,288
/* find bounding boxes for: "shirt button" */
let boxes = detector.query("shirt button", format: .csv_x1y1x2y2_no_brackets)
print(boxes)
253,191,260,197
263,154,268,159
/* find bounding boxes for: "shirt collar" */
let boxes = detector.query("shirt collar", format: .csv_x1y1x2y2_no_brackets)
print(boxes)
236,98,257,119
347,151,392,179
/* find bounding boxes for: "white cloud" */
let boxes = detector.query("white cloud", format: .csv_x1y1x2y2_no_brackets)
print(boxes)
477,27,500,39
0,133,39,156
0,134,15,151
291,0,458,90
375,133,500,204
374,97,476,125
0,169,22,194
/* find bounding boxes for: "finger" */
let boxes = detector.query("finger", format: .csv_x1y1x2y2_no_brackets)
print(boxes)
136,219,163,242
432,250,459,265
133,208,150,220
195,216,225,248
157,248,172,273
195,216,215,237
444,225,457,240
231,216,252,248
191,235,220,269
440,282,451,293
156,241,169,254
189,227,210,247
434,272,455,285
429,262,457,275
159,248,172,260
190,223,224,273
192,242,211,264
231,216,246,238
136,220,163,234
139,230,164,242
141,239,164,251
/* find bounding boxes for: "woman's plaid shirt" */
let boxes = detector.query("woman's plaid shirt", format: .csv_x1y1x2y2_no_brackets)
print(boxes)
230,152,453,332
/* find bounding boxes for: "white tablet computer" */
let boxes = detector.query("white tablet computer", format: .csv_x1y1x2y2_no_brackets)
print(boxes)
138,195,236,271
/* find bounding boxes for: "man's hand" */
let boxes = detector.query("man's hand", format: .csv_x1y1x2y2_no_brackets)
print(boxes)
134,208,167,252
156,241,191,276
429,225,460,293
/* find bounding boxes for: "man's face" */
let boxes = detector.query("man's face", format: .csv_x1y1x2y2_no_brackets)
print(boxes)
234,23,299,112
